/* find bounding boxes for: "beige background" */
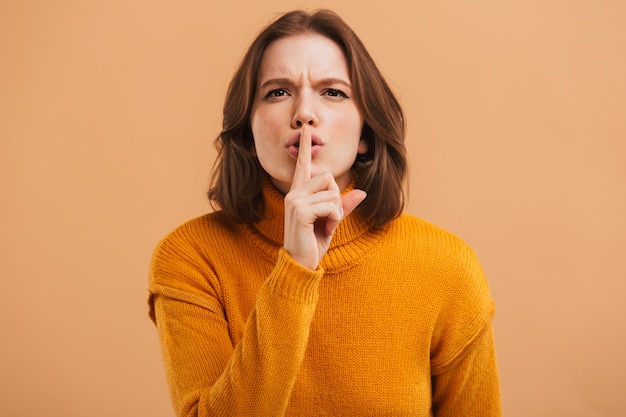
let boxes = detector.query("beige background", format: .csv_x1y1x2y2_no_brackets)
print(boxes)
1,0,624,416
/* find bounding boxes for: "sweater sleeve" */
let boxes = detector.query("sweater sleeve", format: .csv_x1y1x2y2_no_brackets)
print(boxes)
431,323,502,416
425,227,502,415
149,245,322,417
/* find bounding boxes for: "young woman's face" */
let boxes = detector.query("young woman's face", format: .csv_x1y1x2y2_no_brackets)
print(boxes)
250,34,367,193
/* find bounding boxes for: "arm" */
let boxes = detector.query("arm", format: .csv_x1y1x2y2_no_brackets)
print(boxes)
151,249,322,417
431,323,502,417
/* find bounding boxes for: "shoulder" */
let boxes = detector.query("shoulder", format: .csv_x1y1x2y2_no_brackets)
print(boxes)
389,213,495,319
149,211,246,296
150,211,243,274
388,213,482,269
148,212,241,320
156,211,239,248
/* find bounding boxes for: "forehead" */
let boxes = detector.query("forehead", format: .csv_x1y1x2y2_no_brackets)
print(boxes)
257,34,350,82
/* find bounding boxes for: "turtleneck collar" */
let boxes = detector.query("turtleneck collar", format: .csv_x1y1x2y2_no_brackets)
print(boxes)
246,176,385,273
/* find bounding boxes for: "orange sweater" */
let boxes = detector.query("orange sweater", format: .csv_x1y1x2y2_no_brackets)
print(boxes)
148,181,502,416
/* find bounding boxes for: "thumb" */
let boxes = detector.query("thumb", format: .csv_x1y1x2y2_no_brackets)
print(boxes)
323,190,367,237
341,189,367,218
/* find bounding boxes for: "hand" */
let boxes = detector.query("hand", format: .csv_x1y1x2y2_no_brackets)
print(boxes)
283,125,367,270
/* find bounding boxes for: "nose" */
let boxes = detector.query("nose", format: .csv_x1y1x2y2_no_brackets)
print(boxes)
294,118,314,127
291,93,318,128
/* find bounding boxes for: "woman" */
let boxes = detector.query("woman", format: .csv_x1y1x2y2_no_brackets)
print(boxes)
148,9,502,417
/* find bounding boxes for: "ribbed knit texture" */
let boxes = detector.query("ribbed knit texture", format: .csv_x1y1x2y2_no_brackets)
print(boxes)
148,180,502,416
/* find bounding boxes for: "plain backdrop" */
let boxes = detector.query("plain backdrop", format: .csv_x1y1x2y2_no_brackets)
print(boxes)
1,0,625,416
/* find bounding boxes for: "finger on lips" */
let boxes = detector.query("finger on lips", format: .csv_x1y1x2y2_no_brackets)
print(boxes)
291,125,312,190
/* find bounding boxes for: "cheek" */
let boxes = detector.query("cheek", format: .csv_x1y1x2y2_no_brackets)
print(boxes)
249,109,262,137
250,110,268,155
342,113,364,145
251,108,282,140
329,107,362,131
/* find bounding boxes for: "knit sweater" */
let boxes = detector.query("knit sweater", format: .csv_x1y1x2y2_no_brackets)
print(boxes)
148,180,502,417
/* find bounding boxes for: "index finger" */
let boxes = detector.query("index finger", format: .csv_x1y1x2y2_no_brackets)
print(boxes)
290,124,311,190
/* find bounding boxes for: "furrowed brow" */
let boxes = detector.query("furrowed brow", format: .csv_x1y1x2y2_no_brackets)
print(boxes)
315,78,352,88
259,77,352,89
259,78,294,89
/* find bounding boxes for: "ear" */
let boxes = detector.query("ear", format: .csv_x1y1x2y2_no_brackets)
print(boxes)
357,137,368,154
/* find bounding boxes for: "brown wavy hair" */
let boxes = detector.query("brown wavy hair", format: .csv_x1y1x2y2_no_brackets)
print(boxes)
208,9,407,229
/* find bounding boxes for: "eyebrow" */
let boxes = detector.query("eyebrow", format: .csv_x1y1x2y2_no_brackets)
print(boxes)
259,77,352,90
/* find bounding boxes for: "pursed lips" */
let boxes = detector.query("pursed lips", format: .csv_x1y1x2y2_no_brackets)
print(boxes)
286,132,324,158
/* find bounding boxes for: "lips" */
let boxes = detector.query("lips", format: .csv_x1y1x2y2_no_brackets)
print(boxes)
286,132,323,158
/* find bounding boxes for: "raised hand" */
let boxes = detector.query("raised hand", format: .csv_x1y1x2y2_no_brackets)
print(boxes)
283,125,367,270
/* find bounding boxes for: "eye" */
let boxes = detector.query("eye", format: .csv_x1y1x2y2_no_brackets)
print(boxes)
263,88,290,100
323,88,349,99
